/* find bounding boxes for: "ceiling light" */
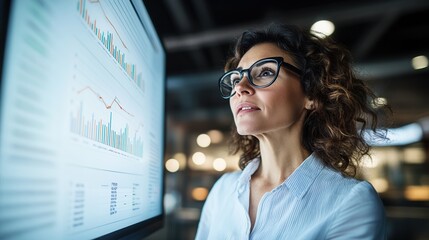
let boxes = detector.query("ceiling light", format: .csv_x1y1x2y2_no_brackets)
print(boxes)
361,155,379,168
370,178,389,193
191,187,209,201
403,147,425,164
173,152,187,168
213,158,227,171
207,130,223,144
411,55,428,70
310,20,335,38
404,186,429,201
165,158,180,173
192,152,206,165
196,133,211,148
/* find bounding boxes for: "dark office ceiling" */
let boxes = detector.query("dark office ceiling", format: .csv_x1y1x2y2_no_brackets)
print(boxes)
144,0,429,132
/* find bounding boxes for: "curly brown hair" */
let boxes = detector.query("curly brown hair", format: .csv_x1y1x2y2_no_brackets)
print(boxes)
226,24,390,177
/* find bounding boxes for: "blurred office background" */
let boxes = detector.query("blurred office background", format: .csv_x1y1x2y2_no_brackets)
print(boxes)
144,0,429,239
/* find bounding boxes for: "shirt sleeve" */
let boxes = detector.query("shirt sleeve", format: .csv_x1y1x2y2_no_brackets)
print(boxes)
326,181,387,240
195,195,212,240
195,174,227,240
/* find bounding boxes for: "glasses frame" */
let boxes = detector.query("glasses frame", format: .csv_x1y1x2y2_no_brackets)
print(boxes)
218,56,302,99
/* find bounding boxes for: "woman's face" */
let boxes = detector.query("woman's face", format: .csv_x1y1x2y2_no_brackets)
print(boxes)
229,43,311,136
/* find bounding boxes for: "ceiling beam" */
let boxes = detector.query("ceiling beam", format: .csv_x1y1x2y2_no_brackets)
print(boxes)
352,10,399,60
163,0,193,32
164,0,429,51
163,0,210,69
167,55,429,91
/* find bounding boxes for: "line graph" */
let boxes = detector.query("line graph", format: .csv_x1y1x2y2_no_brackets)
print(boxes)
77,86,134,117
76,0,144,91
70,86,144,158
87,0,128,50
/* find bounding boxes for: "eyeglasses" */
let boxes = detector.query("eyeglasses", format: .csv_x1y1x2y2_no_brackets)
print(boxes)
219,57,302,99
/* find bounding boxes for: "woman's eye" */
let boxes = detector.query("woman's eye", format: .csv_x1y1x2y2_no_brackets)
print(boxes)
228,74,241,85
259,68,275,77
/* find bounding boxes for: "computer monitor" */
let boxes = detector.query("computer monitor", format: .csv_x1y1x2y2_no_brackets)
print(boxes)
0,0,165,239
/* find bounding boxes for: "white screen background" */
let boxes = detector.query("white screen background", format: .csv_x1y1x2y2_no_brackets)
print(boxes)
0,0,165,239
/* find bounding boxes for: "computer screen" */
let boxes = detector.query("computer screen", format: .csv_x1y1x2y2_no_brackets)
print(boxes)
0,0,165,239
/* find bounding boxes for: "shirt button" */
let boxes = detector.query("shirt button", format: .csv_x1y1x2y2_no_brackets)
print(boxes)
238,185,245,194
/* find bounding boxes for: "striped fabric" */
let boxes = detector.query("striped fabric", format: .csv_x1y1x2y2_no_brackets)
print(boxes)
196,153,386,240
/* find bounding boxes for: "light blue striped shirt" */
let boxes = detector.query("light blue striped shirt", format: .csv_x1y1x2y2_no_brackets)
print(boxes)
196,153,386,239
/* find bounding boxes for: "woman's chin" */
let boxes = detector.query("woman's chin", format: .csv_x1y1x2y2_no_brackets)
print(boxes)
236,127,259,136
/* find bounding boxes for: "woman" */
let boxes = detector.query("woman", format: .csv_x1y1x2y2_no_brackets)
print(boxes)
196,24,388,239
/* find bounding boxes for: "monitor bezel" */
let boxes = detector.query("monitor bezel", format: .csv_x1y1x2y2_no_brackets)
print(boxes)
0,0,11,100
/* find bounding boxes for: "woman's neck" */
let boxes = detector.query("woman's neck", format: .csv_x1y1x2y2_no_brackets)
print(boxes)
253,131,310,185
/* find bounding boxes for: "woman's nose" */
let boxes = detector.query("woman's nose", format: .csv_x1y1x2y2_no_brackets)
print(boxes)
234,74,255,97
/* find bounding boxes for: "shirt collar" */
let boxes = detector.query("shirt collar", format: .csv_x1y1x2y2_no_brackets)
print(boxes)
236,157,260,192
285,153,325,199
235,153,325,199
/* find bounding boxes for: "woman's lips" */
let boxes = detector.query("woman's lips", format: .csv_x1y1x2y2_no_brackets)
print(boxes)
236,102,260,115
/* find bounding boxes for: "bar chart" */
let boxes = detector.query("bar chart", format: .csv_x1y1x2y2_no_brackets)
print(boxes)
70,100,144,158
76,0,144,91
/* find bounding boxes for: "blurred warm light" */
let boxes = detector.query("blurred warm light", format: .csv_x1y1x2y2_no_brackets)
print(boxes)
192,152,206,165
371,149,387,165
411,55,428,70
371,97,387,109
192,187,208,201
370,178,389,193
311,20,335,38
361,155,378,168
197,134,211,148
173,152,187,169
213,158,227,171
384,148,402,163
404,186,429,201
165,158,180,172
403,147,425,164
207,130,223,144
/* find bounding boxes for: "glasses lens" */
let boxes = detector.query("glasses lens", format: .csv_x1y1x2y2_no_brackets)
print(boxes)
250,59,279,87
220,71,241,98
218,58,281,98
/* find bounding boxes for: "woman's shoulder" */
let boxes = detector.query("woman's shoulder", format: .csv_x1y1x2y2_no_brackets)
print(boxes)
212,157,259,190
202,170,242,207
345,180,381,203
323,178,386,239
212,170,242,190
315,164,380,201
